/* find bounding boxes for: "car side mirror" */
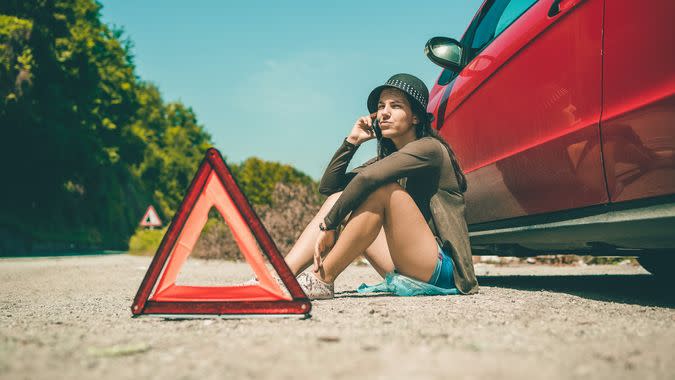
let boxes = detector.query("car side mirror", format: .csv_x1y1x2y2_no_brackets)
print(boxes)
424,37,464,72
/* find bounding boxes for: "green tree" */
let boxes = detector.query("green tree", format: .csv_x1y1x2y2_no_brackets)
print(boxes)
131,82,212,220
0,0,317,255
0,0,212,252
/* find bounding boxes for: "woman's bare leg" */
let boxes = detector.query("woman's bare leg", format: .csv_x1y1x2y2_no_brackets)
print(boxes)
284,192,341,275
362,228,394,277
318,182,438,284
285,191,395,277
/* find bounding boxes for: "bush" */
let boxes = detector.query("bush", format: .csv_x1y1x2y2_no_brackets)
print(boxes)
128,227,167,255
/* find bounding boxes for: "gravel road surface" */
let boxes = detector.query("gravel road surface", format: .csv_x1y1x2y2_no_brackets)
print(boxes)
1,254,673,380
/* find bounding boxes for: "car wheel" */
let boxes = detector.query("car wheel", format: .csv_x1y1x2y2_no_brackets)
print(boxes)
637,253,675,277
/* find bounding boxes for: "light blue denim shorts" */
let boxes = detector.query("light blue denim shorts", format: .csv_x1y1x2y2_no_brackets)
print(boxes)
356,243,459,296
427,244,455,289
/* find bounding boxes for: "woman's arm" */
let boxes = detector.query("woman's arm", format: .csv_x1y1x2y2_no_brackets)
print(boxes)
318,139,362,195
323,137,444,230
318,116,379,195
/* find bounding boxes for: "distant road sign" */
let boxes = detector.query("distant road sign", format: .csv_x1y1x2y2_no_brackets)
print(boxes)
140,205,162,227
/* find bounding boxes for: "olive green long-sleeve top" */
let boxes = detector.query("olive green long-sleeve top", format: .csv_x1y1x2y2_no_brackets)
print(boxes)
318,137,479,294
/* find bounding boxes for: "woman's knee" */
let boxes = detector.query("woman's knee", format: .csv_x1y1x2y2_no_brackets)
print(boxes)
326,191,342,202
319,191,343,212
366,182,404,204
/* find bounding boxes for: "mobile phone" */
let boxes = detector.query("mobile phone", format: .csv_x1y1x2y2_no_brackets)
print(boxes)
370,113,382,140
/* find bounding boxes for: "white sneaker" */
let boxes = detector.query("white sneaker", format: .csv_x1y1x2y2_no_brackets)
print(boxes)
296,272,334,300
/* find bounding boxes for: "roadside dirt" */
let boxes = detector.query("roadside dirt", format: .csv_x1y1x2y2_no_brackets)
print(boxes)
1,255,673,380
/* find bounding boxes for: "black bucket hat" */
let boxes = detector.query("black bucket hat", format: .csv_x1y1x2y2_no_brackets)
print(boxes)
367,73,429,114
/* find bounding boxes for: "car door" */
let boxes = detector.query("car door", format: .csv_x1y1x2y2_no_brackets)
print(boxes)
600,0,675,203
431,0,608,225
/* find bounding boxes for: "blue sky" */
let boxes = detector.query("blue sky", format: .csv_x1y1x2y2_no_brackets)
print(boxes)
100,0,484,180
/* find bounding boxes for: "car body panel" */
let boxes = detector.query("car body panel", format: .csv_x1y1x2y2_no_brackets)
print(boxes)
431,0,608,224
600,0,675,203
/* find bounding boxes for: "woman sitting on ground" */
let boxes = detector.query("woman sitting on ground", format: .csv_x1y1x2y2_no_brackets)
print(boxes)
286,73,479,299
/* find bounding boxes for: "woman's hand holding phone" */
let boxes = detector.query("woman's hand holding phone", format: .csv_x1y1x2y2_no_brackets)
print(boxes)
346,113,378,146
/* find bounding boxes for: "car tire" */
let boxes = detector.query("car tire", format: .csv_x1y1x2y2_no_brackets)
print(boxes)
637,253,675,277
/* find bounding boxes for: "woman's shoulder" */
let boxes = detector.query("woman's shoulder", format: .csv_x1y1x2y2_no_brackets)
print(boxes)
403,136,446,158
406,136,443,148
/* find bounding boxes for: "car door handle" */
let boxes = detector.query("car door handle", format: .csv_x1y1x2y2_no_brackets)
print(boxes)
548,0,584,17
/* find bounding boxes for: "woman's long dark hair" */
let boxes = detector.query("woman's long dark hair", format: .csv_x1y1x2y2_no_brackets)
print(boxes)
376,96,468,193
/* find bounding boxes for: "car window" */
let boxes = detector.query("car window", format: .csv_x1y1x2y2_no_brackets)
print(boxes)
469,0,538,57
437,69,458,86
495,0,538,35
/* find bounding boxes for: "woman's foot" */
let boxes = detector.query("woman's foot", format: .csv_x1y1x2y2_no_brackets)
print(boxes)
296,272,334,300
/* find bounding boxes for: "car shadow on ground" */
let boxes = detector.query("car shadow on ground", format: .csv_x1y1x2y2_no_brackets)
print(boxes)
477,274,675,308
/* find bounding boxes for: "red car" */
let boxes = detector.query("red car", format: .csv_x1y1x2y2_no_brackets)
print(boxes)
424,0,675,275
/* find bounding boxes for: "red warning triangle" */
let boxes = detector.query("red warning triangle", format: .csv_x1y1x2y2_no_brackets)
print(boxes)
139,205,162,227
131,148,311,317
